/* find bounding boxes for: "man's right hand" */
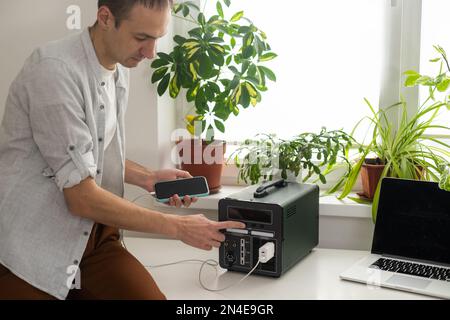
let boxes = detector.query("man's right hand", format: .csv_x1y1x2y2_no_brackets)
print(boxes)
174,214,246,251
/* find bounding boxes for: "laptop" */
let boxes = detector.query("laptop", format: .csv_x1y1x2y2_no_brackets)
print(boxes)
340,177,450,299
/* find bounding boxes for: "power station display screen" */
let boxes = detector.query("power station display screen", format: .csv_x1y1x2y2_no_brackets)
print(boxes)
227,207,272,224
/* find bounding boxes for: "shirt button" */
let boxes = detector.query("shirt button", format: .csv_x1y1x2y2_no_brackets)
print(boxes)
69,145,75,151
98,137,103,142
73,260,79,265
97,169,101,174
83,231,89,236
100,82,106,87
100,105,105,110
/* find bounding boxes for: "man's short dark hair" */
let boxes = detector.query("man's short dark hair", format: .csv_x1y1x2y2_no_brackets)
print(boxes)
98,0,173,28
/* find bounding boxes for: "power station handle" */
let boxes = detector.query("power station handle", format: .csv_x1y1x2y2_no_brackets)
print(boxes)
254,179,287,198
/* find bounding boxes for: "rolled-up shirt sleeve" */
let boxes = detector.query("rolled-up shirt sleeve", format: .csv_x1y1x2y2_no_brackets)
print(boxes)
24,57,97,190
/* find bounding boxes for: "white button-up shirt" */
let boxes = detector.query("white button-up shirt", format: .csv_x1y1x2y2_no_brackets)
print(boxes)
0,29,129,299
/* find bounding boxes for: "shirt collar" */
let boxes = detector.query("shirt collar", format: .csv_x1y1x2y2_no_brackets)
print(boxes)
80,28,128,89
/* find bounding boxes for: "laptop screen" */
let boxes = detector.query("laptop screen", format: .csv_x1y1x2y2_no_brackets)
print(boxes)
372,178,450,265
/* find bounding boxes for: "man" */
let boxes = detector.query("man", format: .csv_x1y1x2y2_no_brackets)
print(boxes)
0,0,244,300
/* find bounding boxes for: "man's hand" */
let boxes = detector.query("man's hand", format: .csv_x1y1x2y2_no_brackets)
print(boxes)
152,169,198,208
124,160,198,208
174,214,246,251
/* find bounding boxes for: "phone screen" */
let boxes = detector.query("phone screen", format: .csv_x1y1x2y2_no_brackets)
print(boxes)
154,177,209,200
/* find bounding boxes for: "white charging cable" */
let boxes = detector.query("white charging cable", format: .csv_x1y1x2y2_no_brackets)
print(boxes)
199,242,275,292
124,192,275,292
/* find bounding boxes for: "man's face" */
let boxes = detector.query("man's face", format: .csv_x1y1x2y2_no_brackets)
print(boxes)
104,4,171,68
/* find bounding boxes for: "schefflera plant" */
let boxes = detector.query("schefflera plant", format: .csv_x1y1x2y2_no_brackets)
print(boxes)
150,0,277,138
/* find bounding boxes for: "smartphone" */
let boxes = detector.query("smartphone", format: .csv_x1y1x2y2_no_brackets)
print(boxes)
154,176,210,203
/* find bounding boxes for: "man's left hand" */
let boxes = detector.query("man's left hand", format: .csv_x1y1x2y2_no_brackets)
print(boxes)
149,169,199,208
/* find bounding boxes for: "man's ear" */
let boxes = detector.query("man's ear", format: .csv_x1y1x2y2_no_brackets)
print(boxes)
97,6,116,30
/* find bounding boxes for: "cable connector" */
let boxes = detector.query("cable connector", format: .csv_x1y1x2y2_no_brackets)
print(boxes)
258,242,275,263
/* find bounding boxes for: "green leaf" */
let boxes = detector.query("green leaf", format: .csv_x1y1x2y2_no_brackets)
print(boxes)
229,76,240,90
242,46,255,59
173,4,182,14
230,37,236,48
169,74,180,98
208,81,221,94
256,66,266,87
231,11,244,22
186,83,199,102
216,1,224,18
182,5,190,17
416,76,434,86
247,64,257,78
403,70,420,76
319,174,326,184
209,37,224,43
203,84,214,101
188,28,203,39
229,66,241,76
208,48,224,67
255,36,266,55
213,104,231,121
404,74,421,87
239,84,251,108
259,52,278,62
258,66,276,81
437,78,450,92
429,57,441,63
157,74,170,96
238,26,252,34
157,52,173,62
198,13,206,25
243,32,254,47
151,59,169,69
151,67,168,83
241,61,250,74
214,120,225,133
195,88,208,112
173,35,186,45
223,0,231,7
198,54,214,78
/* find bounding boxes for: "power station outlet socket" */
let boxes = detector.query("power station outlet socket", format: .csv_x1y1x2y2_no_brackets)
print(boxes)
258,242,275,263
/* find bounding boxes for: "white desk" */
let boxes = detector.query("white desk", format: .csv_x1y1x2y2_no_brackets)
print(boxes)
124,237,433,300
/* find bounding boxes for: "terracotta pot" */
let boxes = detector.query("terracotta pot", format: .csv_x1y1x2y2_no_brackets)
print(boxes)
358,163,385,200
176,139,226,194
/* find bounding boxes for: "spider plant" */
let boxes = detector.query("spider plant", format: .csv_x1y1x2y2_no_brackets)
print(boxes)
335,97,450,222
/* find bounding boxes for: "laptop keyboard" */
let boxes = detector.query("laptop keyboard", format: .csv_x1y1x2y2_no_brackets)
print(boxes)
370,258,450,281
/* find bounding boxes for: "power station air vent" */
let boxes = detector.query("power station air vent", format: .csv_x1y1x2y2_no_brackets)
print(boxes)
287,205,297,218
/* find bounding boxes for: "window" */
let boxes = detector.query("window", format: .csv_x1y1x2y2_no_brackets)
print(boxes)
419,0,450,138
200,0,384,142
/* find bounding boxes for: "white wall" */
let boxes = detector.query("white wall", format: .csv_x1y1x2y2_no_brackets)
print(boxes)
0,0,178,200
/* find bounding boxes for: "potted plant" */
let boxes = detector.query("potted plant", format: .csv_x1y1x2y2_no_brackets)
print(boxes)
151,0,277,192
230,128,357,187
336,94,450,222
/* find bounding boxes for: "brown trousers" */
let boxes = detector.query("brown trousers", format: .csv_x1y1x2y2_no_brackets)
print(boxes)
0,223,166,300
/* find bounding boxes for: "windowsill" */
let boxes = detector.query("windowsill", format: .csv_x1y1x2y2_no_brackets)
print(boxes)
153,185,372,219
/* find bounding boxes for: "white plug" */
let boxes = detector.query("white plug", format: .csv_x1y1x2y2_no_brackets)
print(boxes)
258,242,275,263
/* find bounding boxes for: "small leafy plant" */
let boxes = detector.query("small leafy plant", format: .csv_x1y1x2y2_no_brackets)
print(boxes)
151,0,277,139
230,128,357,185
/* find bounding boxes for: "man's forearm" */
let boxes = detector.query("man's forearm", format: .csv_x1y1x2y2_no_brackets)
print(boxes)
124,159,155,190
64,178,178,237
